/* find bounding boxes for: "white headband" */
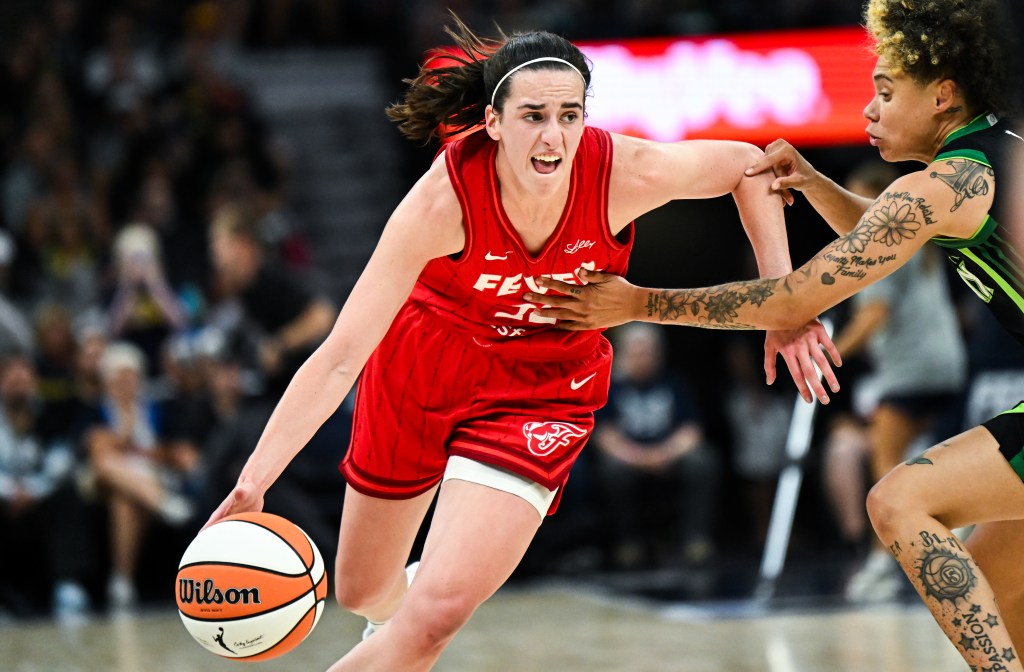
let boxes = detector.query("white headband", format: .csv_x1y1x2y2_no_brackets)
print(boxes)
489,56,586,108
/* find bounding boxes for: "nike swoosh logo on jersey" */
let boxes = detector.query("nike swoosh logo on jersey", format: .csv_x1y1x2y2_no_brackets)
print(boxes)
485,251,511,261
570,373,597,390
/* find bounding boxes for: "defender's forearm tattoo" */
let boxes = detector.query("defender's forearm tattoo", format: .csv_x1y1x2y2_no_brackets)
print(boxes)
780,265,816,295
645,289,691,322
644,190,938,328
930,159,994,212
644,279,774,328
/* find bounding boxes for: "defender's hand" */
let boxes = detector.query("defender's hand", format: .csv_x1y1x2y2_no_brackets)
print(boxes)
745,139,818,206
525,269,642,330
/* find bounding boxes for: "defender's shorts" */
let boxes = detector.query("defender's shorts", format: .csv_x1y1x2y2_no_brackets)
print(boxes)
340,302,612,515
878,391,959,420
987,401,1024,480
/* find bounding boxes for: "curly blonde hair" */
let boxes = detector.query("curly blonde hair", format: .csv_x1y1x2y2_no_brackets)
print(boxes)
864,0,1018,115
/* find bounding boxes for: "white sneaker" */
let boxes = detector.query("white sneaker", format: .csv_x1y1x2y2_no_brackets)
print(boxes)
845,550,903,603
361,561,421,640
54,581,91,625
361,620,383,641
157,493,194,526
107,574,138,613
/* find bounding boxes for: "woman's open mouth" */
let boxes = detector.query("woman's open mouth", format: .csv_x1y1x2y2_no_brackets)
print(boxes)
531,154,561,174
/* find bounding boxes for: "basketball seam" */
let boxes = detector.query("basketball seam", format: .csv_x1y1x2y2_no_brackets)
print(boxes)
230,519,320,597
232,519,314,567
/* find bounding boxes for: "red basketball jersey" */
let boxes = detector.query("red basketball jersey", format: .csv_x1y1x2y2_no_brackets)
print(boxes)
408,126,634,356
342,126,634,510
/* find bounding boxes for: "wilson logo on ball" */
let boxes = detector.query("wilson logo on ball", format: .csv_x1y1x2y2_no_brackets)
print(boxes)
176,512,328,661
179,578,262,606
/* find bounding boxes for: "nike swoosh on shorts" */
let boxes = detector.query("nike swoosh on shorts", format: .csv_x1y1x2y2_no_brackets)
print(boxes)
570,373,597,390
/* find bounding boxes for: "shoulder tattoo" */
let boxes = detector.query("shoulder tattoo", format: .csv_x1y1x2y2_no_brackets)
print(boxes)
929,158,994,212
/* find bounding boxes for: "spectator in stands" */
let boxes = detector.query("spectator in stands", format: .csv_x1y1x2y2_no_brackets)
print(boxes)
69,314,108,415
21,152,107,315
83,12,165,118
593,323,720,568
2,123,57,240
129,166,208,291
33,304,79,441
153,333,217,512
0,232,34,357
80,341,193,612
0,354,93,620
106,222,188,369
205,203,334,396
722,333,793,546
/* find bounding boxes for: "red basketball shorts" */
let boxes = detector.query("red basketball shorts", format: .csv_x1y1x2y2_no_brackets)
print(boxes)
339,301,612,514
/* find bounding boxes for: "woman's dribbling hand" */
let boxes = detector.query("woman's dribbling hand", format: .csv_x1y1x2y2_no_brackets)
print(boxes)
203,481,265,530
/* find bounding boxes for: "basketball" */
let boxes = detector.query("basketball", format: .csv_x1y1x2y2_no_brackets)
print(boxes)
176,512,328,661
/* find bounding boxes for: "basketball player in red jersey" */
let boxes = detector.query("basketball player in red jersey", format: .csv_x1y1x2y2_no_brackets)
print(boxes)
205,17,839,671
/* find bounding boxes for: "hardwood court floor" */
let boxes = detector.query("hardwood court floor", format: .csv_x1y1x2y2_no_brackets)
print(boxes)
1,584,965,672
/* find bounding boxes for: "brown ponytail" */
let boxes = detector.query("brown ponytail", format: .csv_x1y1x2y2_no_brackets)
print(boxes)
385,14,592,144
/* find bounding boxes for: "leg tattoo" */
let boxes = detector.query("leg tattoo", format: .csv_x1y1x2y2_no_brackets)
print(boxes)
891,529,1020,671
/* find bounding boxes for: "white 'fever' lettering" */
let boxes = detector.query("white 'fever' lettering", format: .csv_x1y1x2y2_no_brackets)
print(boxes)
477,262,597,326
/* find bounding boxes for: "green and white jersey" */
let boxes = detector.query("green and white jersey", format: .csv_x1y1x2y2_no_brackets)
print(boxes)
930,114,1024,345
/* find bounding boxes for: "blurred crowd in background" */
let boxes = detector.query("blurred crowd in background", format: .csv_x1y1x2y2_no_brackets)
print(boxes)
0,0,1022,623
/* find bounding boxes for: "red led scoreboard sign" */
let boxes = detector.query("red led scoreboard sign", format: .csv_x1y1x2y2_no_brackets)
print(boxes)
578,27,876,147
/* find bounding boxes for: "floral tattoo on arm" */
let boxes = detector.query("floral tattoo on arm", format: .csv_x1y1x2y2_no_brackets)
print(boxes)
643,190,939,328
644,281,771,329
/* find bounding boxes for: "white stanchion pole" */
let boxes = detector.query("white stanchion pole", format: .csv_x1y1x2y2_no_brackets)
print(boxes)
755,319,833,601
